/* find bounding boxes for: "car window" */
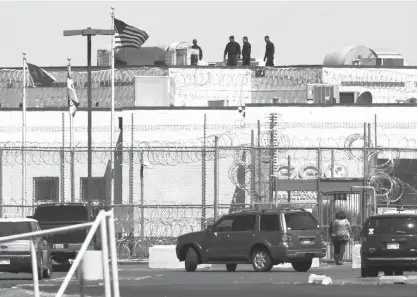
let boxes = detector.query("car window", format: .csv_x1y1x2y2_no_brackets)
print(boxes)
33,205,88,222
285,212,318,230
214,217,234,232
260,214,280,231
0,222,31,237
232,215,256,232
368,216,417,235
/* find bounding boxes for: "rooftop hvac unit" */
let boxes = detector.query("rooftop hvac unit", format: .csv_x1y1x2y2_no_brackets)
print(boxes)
134,76,175,107
307,84,339,104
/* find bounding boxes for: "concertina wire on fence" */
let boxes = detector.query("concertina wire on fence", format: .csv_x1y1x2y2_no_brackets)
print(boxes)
0,67,416,106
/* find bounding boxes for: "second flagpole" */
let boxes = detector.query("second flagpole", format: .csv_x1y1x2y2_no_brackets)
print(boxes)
22,53,27,218
110,6,116,206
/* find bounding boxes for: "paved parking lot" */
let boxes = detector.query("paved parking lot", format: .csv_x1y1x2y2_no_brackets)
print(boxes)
0,263,416,297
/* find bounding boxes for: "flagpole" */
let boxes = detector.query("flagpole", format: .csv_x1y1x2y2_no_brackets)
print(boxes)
68,58,75,203
110,6,116,206
22,53,27,218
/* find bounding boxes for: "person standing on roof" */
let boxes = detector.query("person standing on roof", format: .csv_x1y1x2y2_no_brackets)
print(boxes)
224,35,241,67
241,36,251,67
191,39,203,60
264,35,275,67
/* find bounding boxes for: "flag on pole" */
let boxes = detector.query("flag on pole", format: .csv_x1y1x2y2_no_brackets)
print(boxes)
67,68,80,117
114,18,149,48
26,63,57,87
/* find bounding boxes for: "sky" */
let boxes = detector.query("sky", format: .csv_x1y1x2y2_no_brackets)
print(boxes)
0,1,416,67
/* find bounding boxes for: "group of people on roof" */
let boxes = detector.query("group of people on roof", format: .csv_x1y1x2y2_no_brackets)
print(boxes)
191,36,275,67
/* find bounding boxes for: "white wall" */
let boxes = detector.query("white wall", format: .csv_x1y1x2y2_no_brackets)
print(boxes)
1,106,415,234
169,68,252,106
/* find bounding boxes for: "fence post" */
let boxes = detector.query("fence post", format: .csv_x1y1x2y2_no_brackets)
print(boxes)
214,136,218,222
374,114,377,148
201,114,207,230
129,113,134,233
257,120,261,207
362,123,368,224
250,130,255,209
0,148,2,218
140,151,145,242
317,148,323,228
269,123,274,206
287,155,291,202
70,114,75,203
60,113,65,203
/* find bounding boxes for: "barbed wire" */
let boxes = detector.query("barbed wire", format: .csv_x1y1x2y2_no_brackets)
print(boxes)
367,149,416,204
1,67,416,107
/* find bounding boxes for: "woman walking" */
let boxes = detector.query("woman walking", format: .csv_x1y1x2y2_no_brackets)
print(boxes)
329,211,352,265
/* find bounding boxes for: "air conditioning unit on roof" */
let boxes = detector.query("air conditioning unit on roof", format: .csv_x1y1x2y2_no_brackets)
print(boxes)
307,84,339,104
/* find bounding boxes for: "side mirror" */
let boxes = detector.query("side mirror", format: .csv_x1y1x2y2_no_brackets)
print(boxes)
207,225,214,233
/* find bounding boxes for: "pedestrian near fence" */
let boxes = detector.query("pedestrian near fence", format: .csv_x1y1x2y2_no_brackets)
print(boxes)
224,35,241,66
329,211,352,265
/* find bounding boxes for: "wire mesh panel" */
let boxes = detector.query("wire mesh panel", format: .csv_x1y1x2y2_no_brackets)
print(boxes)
0,143,415,261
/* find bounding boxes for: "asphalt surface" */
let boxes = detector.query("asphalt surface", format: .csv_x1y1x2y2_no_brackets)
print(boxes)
0,263,416,297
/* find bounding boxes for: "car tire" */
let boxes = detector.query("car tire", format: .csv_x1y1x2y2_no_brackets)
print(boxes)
361,266,378,277
226,264,237,272
291,258,313,272
43,257,53,279
251,248,273,272
394,269,403,276
184,247,198,272
384,269,393,276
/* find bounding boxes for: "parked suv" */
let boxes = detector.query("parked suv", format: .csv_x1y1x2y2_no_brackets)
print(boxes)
360,212,417,277
0,218,52,279
176,206,326,272
31,203,93,265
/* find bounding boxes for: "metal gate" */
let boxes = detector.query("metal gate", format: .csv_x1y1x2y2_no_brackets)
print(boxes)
321,191,362,262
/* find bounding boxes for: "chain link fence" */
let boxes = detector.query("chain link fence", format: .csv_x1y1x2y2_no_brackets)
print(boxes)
0,143,416,261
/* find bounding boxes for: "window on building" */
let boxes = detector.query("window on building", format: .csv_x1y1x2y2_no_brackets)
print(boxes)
33,177,59,202
80,177,106,202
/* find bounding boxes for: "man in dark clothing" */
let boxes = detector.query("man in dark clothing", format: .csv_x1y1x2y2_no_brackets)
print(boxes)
224,36,241,67
241,36,251,67
191,39,203,60
264,35,275,67
191,39,202,65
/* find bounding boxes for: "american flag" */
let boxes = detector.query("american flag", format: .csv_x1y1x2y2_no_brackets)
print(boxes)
114,18,149,48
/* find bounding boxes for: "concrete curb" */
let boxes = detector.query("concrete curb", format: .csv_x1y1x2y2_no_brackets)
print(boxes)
118,259,148,265
378,276,409,285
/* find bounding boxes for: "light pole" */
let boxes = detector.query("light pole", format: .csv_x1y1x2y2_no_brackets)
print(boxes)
63,28,114,217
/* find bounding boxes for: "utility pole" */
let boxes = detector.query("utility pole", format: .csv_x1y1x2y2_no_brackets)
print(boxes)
63,28,114,218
